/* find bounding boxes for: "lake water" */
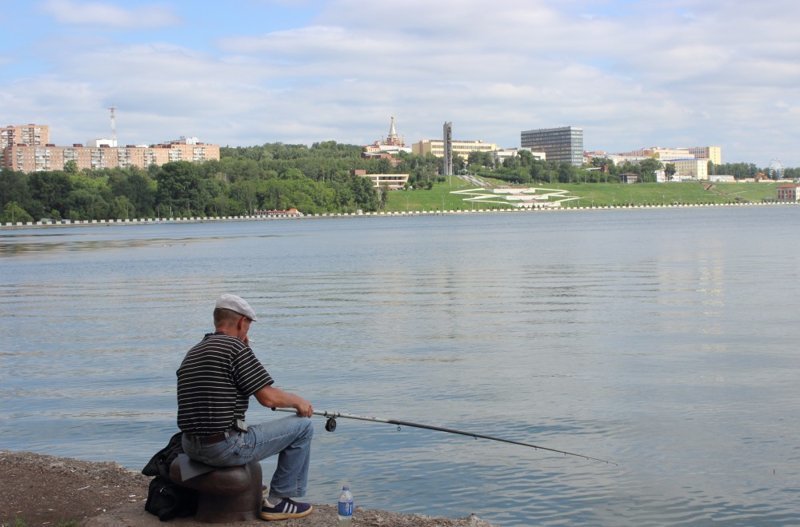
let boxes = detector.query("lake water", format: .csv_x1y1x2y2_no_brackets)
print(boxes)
1,207,799,526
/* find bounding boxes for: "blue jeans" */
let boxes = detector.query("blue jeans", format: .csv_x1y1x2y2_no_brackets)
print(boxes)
182,416,314,499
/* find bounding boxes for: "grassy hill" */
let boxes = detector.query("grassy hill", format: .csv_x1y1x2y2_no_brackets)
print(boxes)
384,177,781,212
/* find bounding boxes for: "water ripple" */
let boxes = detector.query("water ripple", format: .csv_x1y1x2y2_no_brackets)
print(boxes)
2,212,800,526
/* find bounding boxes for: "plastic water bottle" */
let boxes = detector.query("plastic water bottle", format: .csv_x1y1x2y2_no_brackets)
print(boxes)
337,485,354,525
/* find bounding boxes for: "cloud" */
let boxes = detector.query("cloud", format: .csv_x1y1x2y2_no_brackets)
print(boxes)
3,0,799,165
38,0,179,29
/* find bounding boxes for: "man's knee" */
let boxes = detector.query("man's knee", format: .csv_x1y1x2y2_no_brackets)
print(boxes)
299,418,314,441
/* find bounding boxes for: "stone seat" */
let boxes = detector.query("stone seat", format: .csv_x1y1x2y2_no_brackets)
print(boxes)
169,455,262,523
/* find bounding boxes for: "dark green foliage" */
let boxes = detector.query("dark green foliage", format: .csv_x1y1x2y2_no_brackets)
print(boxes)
0,142,385,221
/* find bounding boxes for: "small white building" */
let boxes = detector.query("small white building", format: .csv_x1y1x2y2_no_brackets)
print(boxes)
493,147,546,165
709,175,736,183
353,169,409,190
87,138,117,148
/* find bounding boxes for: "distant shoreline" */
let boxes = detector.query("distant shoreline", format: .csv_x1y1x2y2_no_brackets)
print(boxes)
1,200,796,230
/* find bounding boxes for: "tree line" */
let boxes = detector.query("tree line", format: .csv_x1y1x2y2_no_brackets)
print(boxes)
0,142,374,223
464,152,799,185
0,140,452,223
461,150,671,184
0,141,796,223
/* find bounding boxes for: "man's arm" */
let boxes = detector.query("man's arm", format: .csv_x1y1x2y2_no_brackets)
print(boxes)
255,385,314,417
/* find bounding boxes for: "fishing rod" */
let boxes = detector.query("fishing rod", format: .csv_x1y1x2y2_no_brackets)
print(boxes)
273,408,616,465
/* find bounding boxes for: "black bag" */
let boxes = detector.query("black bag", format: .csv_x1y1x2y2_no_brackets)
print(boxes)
142,431,184,479
144,475,198,521
142,431,198,521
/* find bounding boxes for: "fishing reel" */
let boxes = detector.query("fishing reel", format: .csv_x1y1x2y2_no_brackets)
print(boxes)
325,416,337,432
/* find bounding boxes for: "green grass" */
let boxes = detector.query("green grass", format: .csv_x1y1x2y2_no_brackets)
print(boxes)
556,182,779,207
384,176,505,212
384,177,780,212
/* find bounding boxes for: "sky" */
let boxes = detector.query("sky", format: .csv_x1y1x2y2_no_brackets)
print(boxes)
1,0,798,167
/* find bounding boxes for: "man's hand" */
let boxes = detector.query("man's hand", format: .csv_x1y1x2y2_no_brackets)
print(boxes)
294,399,314,418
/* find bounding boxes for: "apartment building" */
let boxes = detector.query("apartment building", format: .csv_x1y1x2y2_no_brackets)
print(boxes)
620,146,722,165
520,126,583,166
672,158,709,180
626,147,693,160
688,146,722,165
1,124,50,149
3,137,220,173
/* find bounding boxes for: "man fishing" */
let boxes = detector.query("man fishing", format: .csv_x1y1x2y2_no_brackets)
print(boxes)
177,293,315,521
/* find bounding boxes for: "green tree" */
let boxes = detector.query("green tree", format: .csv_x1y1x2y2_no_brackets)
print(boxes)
27,171,72,218
452,154,466,173
155,161,202,216
467,151,494,168
376,158,393,174
64,160,79,174
517,149,534,167
639,158,663,183
66,188,110,220
558,162,575,183
349,175,379,211
111,195,134,219
665,163,676,181
108,169,156,217
0,169,31,211
0,201,33,223
379,183,390,210
230,179,261,213
713,162,759,179
502,155,519,169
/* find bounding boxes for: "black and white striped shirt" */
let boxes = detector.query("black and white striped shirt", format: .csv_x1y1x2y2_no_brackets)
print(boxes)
176,332,273,435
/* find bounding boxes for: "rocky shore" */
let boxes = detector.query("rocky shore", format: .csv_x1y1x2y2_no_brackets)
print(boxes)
0,451,495,527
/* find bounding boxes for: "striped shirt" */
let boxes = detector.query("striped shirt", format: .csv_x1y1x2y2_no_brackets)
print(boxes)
177,332,273,435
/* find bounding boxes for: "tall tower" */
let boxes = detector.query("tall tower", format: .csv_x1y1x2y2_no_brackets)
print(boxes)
443,121,453,176
109,106,118,147
387,116,399,145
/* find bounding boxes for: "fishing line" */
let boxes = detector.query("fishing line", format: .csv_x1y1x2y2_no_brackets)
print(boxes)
273,408,616,465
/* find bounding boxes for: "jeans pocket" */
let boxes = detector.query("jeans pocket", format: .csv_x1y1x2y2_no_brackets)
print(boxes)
193,436,240,465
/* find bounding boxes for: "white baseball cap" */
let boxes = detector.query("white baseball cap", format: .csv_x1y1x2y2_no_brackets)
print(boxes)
215,294,257,321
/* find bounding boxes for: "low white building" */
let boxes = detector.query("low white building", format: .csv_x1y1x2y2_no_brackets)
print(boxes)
353,170,409,190
493,147,546,165
709,175,736,183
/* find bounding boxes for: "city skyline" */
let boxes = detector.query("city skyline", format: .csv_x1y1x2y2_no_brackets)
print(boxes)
1,1,798,167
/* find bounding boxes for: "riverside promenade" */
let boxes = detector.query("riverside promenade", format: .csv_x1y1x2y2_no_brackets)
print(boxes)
1,201,795,230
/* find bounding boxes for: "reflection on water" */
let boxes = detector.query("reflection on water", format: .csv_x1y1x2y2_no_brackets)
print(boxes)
0,227,282,256
1,208,799,526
